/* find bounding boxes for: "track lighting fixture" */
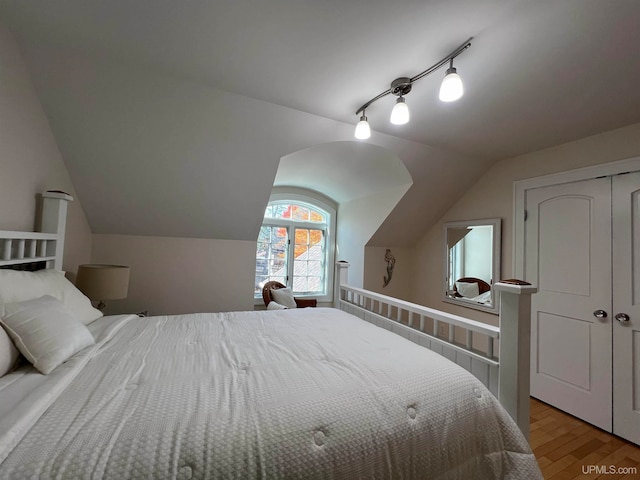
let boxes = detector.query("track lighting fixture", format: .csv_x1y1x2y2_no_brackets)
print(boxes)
353,38,472,139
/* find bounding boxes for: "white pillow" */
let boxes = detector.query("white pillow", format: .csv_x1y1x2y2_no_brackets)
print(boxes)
266,301,288,310
456,281,480,298
0,295,95,375
0,325,20,377
271,287,297,309
0,269,102,325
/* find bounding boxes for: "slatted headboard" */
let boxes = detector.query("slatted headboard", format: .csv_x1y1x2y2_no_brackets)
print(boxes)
0,191,73,271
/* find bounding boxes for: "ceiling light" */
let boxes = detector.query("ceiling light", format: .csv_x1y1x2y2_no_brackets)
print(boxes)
439,59,464,102
354,113,371,139
390,97,410,125
353,37,472,139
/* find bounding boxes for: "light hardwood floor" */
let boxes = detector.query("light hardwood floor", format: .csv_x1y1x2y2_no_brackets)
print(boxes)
530,398,640,479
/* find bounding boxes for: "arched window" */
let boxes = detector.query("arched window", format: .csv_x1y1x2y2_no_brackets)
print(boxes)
255,193,335,302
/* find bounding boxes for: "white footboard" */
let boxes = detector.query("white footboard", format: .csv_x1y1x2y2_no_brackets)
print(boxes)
334,261,536,439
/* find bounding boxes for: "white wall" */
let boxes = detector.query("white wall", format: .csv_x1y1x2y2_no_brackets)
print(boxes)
92,234,256,315
0,22,92,276
336,185,410,288
409,121,640,326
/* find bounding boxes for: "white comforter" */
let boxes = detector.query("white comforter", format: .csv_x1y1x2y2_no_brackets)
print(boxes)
0,308,542,479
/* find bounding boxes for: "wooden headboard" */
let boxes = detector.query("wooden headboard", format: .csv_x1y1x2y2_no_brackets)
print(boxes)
0,191,73,271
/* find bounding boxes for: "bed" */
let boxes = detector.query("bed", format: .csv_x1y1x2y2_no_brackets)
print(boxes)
0,192,543,479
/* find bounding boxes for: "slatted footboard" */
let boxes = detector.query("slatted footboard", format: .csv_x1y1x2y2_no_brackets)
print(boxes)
339,285,500,395
334,261,536,439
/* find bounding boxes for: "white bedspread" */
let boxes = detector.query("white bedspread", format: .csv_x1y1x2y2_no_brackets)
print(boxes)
0,308,542,479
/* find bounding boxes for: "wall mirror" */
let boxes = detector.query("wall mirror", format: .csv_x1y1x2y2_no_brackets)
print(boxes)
443,218,501,314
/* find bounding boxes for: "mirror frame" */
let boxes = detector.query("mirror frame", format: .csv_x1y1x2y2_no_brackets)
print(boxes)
442,218,502,314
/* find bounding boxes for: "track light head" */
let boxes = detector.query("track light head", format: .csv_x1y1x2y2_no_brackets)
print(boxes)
389,78,412,125
354,113,371,140
439,61,464,102
390,97,410,125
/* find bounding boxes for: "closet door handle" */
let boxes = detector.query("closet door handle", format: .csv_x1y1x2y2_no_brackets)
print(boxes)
593,310,608,319
615,313,630,323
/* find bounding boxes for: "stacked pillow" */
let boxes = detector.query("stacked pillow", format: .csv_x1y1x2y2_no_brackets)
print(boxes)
270,287,297,309
0,269,102,375
266,301,288,310
0,326,20,377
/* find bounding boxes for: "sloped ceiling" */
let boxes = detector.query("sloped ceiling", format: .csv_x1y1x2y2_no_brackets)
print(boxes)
275,142,412,204
1,0,640,246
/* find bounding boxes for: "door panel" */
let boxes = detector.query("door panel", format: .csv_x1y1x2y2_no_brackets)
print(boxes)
537,312,591,391
612,172,640,445
538,197,592,296
525,177,612,431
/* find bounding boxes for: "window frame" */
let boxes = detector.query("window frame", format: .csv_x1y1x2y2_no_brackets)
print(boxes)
254,191,336,305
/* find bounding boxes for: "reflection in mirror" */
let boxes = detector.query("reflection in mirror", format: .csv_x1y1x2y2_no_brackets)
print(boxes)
443,218,501,314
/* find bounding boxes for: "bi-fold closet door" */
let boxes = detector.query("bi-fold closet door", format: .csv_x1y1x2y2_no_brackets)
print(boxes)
524,172,640,445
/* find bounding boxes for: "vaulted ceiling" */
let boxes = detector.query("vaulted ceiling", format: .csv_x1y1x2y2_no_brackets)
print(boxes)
2,0,639,246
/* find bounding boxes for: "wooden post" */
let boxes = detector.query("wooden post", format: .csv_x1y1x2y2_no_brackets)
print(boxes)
39,191,74,270
334,261,350,308
494,280,537,440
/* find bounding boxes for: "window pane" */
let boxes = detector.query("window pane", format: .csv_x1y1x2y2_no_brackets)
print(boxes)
272,204,291,219
270,258,286,276
307,277,321,292
254,225,289,294
293,276,307,292
294,260,307,276
257,226,271,243
292,205,310,221
309,229,323,245
295,229,309,244
291,227,325,294
308,244,322,260
307,261,321,276
294,244,308,260
310,210,325,222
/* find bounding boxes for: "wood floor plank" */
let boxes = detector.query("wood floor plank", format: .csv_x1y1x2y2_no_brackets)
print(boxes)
545,429,600,462
570,438,606,460
540,455,579,478
529,398,640,480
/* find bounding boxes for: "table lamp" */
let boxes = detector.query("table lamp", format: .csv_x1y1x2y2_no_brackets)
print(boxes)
76,264,130,311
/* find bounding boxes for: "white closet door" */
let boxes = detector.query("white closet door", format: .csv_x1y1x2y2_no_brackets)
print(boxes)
612,172,640,445
525,177,613,431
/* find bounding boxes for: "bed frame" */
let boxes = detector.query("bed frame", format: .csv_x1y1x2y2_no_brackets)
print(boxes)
0,192,73,270
1,193,536,440
334,261,536,439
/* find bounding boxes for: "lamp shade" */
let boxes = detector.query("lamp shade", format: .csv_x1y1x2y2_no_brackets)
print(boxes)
76,264,130,301
439,67,464,102
390,97,410,125
354,116,371,139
